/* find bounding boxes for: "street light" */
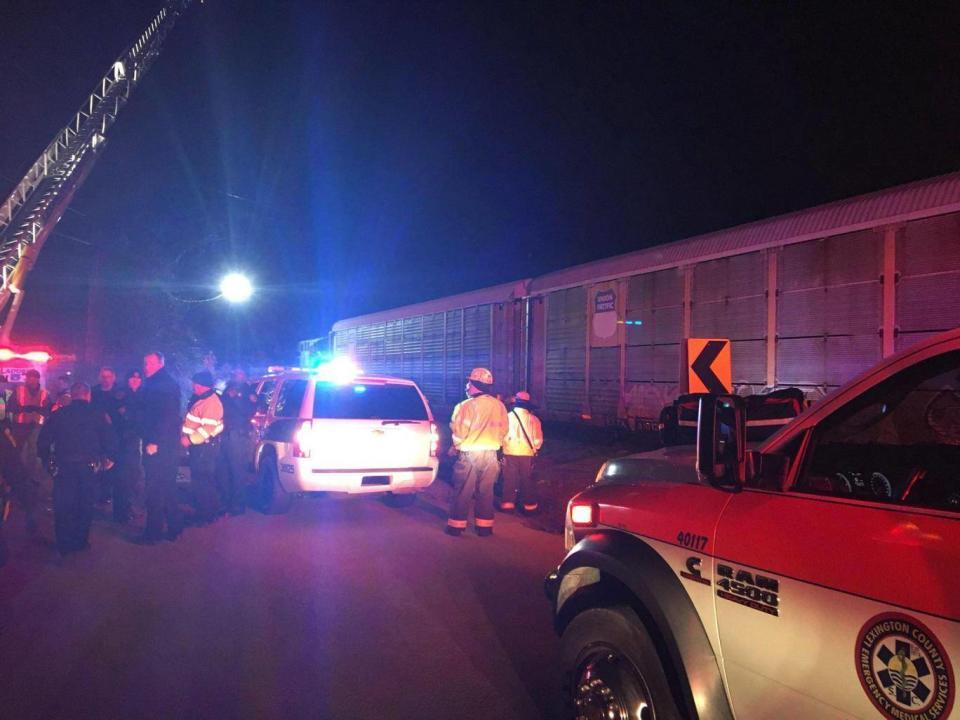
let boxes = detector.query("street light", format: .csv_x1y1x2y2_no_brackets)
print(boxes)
218,272,254,304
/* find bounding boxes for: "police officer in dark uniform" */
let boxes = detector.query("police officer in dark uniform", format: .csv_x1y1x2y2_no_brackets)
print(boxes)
137,351,183,544
0,417,28,566
36,382,117,556
218,380,255,515
91,366,128,519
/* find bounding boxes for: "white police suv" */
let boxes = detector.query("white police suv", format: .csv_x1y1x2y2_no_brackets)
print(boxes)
252,359,440,513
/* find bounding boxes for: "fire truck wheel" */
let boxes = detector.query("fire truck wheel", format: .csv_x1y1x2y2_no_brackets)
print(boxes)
257,456,292,515
560,605,682,720
383,492,417,508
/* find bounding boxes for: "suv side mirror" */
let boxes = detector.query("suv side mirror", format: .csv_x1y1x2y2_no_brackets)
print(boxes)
696,395,746,489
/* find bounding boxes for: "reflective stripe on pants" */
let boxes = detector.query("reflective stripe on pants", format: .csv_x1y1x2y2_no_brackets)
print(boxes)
501,454,536,510
448,449,499,530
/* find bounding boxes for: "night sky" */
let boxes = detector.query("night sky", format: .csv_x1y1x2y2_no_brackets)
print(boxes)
1,1,959,367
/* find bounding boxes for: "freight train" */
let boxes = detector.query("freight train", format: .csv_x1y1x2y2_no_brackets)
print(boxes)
303,172,960,426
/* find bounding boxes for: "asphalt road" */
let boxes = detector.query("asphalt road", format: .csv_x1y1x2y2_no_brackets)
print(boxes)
0,489,568,719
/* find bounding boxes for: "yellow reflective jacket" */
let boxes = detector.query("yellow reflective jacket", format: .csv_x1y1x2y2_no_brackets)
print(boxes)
502,406,544,456
182,391,224,445
450,394,508,451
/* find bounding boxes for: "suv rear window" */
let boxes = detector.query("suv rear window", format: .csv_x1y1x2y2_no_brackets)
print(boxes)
312,382,428,420
275,379,308,417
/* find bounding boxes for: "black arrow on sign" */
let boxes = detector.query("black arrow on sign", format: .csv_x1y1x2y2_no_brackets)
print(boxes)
691,340,728,394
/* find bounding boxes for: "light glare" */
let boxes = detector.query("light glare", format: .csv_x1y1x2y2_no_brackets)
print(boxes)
570,503,594,526
219,272,253,303
314,357,361,384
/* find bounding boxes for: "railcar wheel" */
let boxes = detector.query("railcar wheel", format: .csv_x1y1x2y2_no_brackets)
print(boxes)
560,606,683,720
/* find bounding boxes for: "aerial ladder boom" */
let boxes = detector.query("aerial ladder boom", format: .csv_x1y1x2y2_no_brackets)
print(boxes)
0,0,193,343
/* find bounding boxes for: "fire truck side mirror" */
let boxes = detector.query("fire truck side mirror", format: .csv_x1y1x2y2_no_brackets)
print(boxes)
696,395,746,489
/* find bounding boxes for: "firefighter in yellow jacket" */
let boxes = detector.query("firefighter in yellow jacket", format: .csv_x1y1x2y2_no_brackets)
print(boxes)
446,367,508,537
181,371,224,525
500,390,544,514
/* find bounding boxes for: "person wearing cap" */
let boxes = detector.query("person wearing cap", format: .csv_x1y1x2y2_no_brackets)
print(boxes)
118,370,146,521
500,390,544,514
91,366,127,516
218,379,255,515
37,382,117,556
181,370,224,525
6,368,51,534
137,351,183,545
446,367,509,537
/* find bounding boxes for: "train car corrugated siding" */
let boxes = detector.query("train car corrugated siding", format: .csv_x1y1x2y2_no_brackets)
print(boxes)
323,176,960,426
623,268,683,419
444,309,463,406
777,229,881,388
463,305,492,377
692,251,766,388
421,312,444,401
896,213,960,351
545,287,587,415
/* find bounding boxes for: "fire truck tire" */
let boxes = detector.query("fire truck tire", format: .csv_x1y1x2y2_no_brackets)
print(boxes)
383,492,417,508
257,455,292,515
560,605,683,720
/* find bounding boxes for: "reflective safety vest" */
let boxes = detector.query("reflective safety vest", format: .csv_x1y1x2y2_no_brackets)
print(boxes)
10,386,50,426
502,406,544,457
450,394,508,452
182,392,224,445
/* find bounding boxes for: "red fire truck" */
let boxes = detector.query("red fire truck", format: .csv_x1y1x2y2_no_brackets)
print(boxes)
546,326,959,719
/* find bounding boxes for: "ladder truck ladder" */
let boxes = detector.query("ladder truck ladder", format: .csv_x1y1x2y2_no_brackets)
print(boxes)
0,0,194,343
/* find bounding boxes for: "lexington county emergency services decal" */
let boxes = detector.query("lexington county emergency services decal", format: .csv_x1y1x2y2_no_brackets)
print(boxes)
856,613,954,720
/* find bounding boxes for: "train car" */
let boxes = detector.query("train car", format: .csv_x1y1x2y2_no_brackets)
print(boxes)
315,281,531,419
319,172,960,425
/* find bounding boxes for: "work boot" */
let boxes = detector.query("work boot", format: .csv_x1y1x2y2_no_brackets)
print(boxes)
476,527,493,537
444,526,463,537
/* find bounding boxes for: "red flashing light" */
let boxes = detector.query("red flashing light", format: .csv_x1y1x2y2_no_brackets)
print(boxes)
429,422,440,457
0,348,51,363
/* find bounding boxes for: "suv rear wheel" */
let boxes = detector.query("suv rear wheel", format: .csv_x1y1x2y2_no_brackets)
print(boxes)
257,454,292,515
560,605,682,720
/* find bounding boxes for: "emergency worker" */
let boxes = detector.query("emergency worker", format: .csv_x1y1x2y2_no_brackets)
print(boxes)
137,351,183,545
181,371,224,525
118,370,145,518
91,367,126,515
500,391,544,514
6,368,51,532
37,383,117,556
218,380,254,515
0,417,28,566
50,374,72,412
446,367,508,537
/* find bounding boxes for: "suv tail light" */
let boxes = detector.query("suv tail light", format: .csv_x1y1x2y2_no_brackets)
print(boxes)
429,422,440,457
569,501,597,528
294,420,314,458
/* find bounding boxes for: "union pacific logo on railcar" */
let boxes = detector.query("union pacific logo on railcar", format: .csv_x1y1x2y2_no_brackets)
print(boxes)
856,613,954,720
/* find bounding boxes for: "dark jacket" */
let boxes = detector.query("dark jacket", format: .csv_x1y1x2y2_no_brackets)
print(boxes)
91,385,125,428
141,368,182,447
37,399,117,466
221,391,255,433
118,388,145,440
